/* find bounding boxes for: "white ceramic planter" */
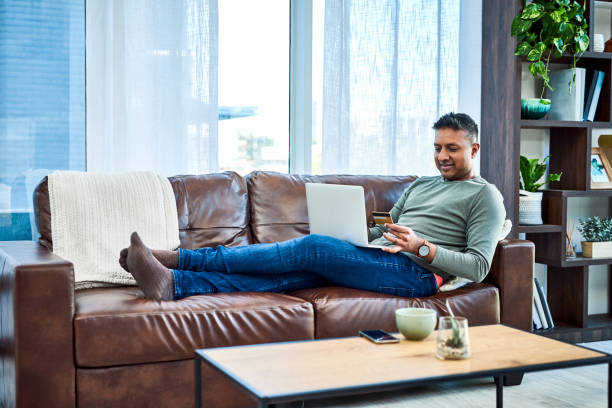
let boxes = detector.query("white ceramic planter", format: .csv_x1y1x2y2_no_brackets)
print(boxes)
519,190,543,225
581,241,612,258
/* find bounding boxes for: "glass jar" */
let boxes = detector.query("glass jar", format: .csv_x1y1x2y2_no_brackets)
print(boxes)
435,316,470,360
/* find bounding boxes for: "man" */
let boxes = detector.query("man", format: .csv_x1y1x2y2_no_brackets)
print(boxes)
120,112,505,301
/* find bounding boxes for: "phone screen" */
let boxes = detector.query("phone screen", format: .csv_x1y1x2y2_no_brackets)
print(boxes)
360,330,398,343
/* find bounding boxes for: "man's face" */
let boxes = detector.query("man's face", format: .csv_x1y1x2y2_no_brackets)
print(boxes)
434,128,480,181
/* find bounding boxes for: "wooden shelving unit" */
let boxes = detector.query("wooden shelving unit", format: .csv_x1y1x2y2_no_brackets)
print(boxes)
520,120,612,128
516,224,563,234
482,0,612,344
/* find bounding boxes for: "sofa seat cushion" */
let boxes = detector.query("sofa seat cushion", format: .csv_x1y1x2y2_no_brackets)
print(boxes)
74,287,315,367
289,284,500,339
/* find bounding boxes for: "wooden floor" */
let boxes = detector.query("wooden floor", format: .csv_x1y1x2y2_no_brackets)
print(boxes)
298,364,607,408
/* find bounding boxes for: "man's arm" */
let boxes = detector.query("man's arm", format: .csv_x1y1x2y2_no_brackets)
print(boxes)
383,184,505,282
430,185,505,282
368,185,413,241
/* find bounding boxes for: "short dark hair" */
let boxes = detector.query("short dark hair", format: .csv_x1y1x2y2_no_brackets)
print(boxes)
432,112,478,142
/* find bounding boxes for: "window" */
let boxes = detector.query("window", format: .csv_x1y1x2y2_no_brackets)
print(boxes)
311,0,463,176
2,1,478,240
0,0,86,240
311,0,325,174
217,0,290,175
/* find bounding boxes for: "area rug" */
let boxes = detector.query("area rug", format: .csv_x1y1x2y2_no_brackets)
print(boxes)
578,340,612,355
300,364,607,408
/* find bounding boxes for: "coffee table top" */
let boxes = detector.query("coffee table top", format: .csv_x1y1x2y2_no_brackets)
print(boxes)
196,324,609,401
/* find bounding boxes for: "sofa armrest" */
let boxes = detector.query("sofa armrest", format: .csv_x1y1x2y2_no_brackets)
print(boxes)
484,239,534,332
0,241,75,408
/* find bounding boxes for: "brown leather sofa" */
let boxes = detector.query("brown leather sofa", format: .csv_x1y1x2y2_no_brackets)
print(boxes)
0,171,534,408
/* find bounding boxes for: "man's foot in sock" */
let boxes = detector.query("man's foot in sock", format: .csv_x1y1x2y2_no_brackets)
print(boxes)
119,247,178,272
119,248,129,272
126,232,175,301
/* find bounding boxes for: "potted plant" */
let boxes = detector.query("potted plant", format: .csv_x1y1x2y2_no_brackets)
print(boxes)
577,216,612,258
519,155,562,225
511,0,589,119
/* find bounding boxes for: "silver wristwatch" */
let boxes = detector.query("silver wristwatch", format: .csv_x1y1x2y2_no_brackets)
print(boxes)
417,242,430,258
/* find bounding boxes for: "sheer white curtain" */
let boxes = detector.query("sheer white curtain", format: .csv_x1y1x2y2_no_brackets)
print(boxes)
322,0,460,175
86,0,219,175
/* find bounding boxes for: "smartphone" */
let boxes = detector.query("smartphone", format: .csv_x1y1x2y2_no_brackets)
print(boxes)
359,329,400,344
372,211,393,225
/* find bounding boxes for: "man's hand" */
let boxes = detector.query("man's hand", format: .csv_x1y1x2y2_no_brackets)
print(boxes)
381,224,423,254
381,223,437,262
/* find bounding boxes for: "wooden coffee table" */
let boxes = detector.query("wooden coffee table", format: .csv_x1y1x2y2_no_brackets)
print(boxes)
195,324,611,408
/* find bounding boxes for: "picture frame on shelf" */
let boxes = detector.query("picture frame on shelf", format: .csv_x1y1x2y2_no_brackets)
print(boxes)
590,147,612,189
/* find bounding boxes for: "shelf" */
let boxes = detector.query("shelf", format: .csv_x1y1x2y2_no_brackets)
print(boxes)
542,189,612,197
576,51,612,59
521,51,612,61
535,314,612,343
517,224,563,233
589,313,612,328
535,252,612,267
520,119,612,128
563,253,612,267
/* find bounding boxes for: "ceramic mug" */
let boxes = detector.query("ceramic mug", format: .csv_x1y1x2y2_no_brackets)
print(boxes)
395,307,437,340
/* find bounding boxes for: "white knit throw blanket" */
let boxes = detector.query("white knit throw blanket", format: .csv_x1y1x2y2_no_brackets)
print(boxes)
48,171,180,290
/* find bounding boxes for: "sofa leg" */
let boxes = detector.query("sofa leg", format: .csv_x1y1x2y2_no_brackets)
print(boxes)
503,372,524,386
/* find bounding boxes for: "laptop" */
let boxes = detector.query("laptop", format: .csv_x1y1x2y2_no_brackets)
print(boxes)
305,183,384,248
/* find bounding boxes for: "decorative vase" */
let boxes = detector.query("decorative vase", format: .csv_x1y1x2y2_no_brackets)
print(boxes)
521,98,551,120
581,241,612,258
519,190,543,225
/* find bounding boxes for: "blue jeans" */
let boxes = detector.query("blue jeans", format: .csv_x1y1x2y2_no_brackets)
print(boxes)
172,234,437,300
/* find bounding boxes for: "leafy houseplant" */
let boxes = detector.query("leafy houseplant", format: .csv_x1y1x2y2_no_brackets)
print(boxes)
511,0,589,100
578,216,612,242
520,155,562,192
519,155,562,225
577,216,612,257
445,319,465,349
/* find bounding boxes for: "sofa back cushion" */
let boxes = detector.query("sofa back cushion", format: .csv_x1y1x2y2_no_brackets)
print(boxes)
169,172,252,249
34,171,252,251
246,171,417,243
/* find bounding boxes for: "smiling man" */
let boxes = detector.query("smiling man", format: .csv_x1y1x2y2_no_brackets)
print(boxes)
120,112,505,301
371,112,505,287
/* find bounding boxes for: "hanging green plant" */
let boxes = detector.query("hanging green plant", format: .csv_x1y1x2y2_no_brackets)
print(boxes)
511,0,589,99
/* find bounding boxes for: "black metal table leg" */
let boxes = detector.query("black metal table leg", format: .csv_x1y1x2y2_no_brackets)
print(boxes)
195,357,202,408
495,375,504,408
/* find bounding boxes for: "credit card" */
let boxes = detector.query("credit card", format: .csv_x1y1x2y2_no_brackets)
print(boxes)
372,211,393,225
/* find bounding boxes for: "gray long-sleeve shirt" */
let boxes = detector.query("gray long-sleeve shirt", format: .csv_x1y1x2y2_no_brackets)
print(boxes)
368,175,505,283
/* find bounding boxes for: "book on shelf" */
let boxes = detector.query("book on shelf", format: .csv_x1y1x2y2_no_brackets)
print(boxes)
547,67,586,121
533,300,543,330
583,70,605,121
534,277,555,329
533,279,548,329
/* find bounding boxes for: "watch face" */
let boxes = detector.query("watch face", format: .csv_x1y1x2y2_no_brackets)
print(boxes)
418,245,430,257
